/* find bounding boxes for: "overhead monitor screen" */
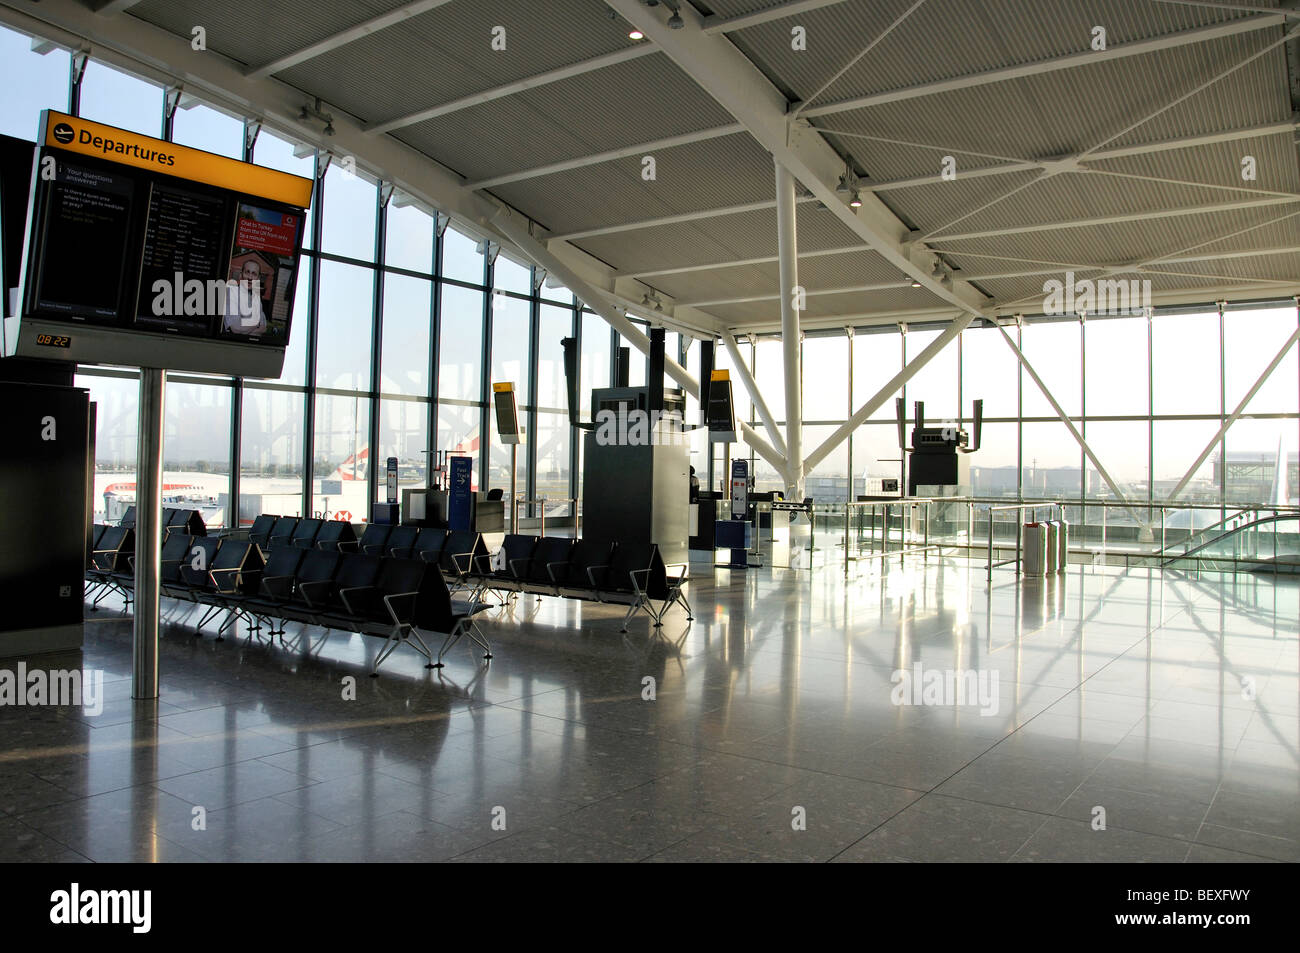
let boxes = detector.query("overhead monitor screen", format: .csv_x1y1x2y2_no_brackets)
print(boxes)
9,110,313,373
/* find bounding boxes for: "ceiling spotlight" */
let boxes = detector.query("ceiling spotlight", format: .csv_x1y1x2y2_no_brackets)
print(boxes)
323,122,335,136
629,28,645,39
297,106,309,121
668,10,684,28
909,278,922,288
931,259,946,280
849,191,862,208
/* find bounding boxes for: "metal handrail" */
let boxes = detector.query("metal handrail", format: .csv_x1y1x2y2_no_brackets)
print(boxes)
512,495,579,538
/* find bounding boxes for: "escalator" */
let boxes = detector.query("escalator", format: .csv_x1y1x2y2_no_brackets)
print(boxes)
1161,514,1300,574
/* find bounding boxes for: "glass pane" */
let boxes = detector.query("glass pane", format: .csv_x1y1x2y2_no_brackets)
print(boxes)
1225,305,1297,415
1083,420,1148,500
376,399,428,502
1085,315,1148,417
968,422,1018,497
170,101,243,158
1224,417,1297,505
437,404,480,490
580,312,611,412
438,284,483,400
1021,318,1081,419
537,304,573,412
490,292,530,398
852,421,906,496
79,60,161,136
1152,311,1220,417
240,387,305,521
852,329,902,421
0,27,69,139
312,393,371,519
961,324,1018,421
253,129,315,248
77,372,139,523
804,424,848,500
277,270,310,387
315,260,374,391
1021,421,1082,496
385,202,434,274
380,272,431,396
441,225,483,285
163,381,231,530
905,328,960,423
1153,419,1221,503
534,412,572,512
321,162,376,261
802,333,849,421
493,254,531,295
753,337,784,421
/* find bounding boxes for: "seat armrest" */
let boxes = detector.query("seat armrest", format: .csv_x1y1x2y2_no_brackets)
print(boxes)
546,560,570,582
296,578,333,607
418,549,440,562
449,551,473,575
260,574,294,599
338,585,378,616
382,591,419,626
473,553,495,574
586,564,610,589
508,557,532,578
208,566,242,594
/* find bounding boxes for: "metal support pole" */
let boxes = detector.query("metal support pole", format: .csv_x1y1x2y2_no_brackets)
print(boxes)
775,161,803,499
133,367,165,700
510,444,518,534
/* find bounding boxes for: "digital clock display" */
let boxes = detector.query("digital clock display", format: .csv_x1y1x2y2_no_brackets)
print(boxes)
34,333,72,349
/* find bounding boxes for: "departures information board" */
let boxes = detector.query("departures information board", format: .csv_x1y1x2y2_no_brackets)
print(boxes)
6,110,314,376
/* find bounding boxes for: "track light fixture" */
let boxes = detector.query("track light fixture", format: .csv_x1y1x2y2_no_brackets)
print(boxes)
299,97,335,136
909,278,922,288
629,28,645,39
849,191,862,208
668,5,684,28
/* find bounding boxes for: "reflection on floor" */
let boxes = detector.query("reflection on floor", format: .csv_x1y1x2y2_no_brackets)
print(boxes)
1,558,1296,862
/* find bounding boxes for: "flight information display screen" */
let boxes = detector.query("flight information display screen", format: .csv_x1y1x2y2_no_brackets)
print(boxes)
21,110,312,351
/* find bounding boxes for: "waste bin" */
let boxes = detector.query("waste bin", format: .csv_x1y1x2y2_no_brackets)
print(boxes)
1044,520,1059,573
1056,517,1068,572
1022,522,1047,576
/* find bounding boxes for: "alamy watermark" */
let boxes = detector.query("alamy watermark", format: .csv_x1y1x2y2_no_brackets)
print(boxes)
0,663,104,716
150,270,261,324
593,409,688,447
890,662,1000,716
1042,270,1151,317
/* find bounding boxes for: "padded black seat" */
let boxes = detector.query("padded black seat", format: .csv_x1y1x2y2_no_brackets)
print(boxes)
288,517,324,549
119,505,136,529
476,534,538,587
264,516,299,551
384,524,420,559
248,514,278,549
552,539,612,589
178,537,222,589
411,527,448,564
159,533,195,596
351,523,393,555
313,519,357,551
313,554,383,619
525,537,573,587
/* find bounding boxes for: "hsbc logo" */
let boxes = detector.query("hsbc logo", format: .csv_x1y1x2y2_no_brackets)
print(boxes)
52,122,75,144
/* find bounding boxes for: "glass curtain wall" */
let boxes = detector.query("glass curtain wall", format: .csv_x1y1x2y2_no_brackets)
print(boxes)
12,26,1296,528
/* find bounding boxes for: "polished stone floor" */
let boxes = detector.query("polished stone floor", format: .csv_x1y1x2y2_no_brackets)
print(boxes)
1,558,1296,862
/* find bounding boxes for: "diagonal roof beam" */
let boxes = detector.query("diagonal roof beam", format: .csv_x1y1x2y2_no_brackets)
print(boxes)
551,195,818,243
932,196,1300,243
465,124,745,190
244,0,456,79
800,14,1285,117
364,45,659,135
606,0,986,316
547,120,1297,245
701,0,853,34
93,0,144,14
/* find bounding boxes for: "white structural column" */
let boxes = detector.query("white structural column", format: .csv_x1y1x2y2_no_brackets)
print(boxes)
722,331,787,457
1166,319,1300,503
775,161,804,499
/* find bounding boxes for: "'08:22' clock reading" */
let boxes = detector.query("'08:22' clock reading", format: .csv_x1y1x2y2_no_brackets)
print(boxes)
35,333,72,348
